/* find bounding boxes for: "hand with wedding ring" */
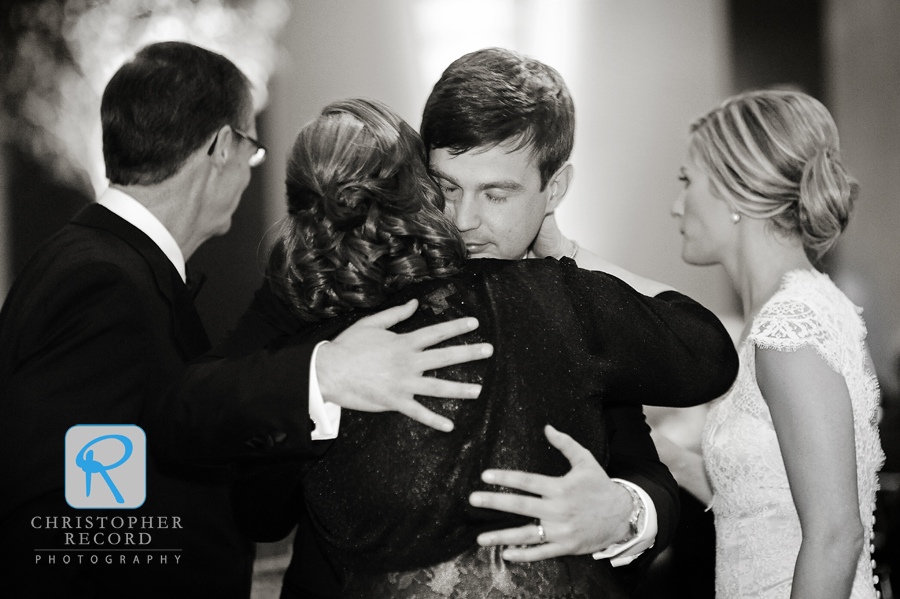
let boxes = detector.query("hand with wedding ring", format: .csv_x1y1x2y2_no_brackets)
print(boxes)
536,523,547,545
469,424,634,562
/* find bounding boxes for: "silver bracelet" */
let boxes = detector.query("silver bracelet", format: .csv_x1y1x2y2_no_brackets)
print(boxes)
613,481,644,543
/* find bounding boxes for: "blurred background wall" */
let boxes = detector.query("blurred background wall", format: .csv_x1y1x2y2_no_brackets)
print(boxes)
827,0,900,399
2,0,897,392
1,0,899,595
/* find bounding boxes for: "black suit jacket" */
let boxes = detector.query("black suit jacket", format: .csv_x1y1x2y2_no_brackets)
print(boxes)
0,204,253,598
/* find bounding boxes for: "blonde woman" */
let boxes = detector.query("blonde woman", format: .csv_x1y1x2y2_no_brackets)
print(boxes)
665,90,883,598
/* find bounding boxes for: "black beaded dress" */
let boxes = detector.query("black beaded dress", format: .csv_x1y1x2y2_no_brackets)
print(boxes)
232,258,738,599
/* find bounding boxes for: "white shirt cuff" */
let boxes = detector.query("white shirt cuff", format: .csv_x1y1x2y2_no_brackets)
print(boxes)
309,341,341,440
592,478,658,566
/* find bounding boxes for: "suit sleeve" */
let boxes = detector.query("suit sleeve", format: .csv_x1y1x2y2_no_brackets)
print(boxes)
151,285,337,563
562,264,723,570
635,289,739,407
603,399,679,579
152,283,328,463
566,263,739,408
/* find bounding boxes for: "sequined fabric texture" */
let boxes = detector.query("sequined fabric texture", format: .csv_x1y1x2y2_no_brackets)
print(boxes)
270,258,733,597
300,259,614,578
341,546,627,599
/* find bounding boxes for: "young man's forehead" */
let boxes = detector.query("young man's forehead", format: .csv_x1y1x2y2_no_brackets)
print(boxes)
429,142,540,169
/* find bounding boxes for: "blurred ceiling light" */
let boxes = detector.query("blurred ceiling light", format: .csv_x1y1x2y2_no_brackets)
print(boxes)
2,0,290,198
412,0,579,100
412,0,516,93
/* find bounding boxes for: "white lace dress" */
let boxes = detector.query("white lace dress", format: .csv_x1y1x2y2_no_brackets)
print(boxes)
702,269,883,598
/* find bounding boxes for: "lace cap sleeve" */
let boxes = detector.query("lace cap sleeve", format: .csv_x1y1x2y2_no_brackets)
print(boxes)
748,290,833,357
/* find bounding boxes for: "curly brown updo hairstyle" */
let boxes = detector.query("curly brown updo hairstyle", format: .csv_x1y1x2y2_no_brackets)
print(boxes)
688,90,858,260
267,98,466,322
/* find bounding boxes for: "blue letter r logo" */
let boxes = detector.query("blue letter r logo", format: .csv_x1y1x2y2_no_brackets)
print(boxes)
65,425,146,509
75,434,133,503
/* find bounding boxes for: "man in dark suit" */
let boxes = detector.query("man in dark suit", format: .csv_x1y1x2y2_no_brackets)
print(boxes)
0,41,260,598
0,41,486,598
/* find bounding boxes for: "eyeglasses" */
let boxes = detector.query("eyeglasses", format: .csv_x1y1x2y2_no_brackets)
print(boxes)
207,127,267,167
234,129,267,167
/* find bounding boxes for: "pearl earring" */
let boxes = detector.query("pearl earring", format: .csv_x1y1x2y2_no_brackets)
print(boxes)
731,212,742,224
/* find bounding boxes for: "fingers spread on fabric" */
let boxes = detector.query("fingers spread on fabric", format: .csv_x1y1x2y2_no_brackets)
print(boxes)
404,316,480,350
501,543,566,562
316,308,491,432
545,424,604,471
474,524,571,562
395,398,454,433
469,490,546,519
476,524,545,547
476,524,530,547
410,378,482,400
480,469,556,496
470,426,634,557
418,343,493,371
356,298,418,329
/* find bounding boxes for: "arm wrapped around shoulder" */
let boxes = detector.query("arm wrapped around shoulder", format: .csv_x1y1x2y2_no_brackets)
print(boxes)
646,290,739,406
564,264,739,408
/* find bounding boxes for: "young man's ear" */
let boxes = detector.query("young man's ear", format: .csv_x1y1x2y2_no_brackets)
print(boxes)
546,163,574,213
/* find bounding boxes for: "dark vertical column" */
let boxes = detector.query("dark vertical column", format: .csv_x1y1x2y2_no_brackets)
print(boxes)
4,147,91,279
727,0,835,277
727,0,827,101
188,109,270,346
0,0,92,284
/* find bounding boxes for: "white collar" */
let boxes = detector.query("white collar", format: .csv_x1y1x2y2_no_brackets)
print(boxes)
97,187,186,282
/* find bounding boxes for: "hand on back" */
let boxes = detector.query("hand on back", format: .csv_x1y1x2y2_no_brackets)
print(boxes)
316,299,493,432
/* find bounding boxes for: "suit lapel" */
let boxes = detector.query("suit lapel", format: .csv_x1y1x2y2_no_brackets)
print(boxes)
72,204,211,358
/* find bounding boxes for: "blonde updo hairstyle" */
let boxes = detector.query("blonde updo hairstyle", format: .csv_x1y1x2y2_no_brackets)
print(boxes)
688,90,858,259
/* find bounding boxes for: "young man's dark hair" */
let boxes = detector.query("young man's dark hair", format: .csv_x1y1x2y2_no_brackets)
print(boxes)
101,41,252,185
421,47,575,190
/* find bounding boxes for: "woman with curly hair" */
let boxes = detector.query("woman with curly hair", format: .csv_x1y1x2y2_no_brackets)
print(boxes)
265,98,464,323
216,98,737,599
